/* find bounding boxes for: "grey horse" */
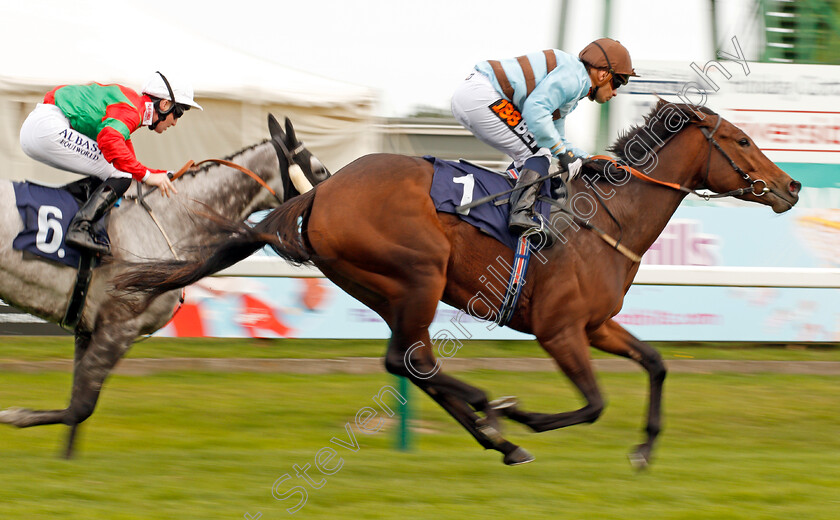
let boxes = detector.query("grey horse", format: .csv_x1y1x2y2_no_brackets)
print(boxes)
0,115,328,456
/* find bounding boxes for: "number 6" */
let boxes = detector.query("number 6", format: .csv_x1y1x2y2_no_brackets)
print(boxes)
36,205,63,254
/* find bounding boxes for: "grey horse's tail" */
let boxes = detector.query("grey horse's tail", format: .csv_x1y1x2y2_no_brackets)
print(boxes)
113,190,316,297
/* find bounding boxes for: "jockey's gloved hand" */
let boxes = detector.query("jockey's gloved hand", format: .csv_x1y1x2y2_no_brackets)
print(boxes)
145,171,178,198
556,150,584,179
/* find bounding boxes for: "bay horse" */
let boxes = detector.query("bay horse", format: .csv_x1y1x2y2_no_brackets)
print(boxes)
0,115,327,456
115,101,801,468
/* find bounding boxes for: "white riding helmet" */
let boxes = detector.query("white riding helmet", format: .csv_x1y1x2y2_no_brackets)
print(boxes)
141,72,203,110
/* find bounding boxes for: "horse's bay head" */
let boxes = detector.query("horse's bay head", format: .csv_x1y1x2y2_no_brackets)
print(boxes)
698,115,801,214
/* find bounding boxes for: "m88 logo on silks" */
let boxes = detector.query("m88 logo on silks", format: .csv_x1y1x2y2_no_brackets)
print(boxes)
490,98,521,126
489,99,538,151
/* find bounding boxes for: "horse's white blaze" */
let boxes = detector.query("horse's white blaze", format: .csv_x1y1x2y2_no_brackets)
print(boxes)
288,164,313,194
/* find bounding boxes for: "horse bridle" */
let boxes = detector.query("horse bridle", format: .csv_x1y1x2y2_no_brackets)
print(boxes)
571,113,772,263
271,133,330,188
606,114,770,201
272,132,307,166
697,115,770,199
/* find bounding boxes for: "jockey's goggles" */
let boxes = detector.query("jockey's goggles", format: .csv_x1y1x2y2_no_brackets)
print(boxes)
611,73,630,90
171,104,190,119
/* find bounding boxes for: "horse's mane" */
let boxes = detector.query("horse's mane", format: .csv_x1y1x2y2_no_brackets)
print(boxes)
192,139,271,174
608,100,717,165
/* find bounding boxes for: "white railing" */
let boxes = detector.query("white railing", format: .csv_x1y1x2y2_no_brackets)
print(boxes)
215,256,840,289
1,260,836,334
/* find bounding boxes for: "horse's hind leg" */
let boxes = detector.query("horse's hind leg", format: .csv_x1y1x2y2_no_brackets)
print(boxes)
496,328,606,434
320,256,532,465
588,319,666,469
385,319,533,466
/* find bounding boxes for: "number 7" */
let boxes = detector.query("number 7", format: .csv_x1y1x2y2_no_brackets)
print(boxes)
453,174,475,215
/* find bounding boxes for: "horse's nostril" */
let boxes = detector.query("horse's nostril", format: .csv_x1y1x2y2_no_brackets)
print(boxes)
789,181,801,195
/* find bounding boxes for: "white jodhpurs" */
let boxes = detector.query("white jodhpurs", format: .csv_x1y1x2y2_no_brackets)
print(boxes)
451,71,551,169
20,103,132,181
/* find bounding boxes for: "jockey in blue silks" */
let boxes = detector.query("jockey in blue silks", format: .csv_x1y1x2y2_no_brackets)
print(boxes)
451,38,637,235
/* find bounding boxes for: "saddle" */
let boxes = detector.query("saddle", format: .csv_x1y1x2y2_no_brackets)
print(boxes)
12,177,113,331
427,156,577,250
427,156,556,250
12,177,109,268
427,156,572,326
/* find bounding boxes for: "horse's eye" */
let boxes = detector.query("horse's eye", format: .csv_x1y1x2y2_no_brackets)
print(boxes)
738,138,750,147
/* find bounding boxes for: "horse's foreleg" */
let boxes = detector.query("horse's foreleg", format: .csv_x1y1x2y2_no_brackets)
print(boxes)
62,324,134,428
0,323,133,434
64,330,92,458
588,319,666,469
0,332,92,430
499,329,606,432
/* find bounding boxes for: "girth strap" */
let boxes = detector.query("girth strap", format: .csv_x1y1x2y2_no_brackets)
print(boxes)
497,234,533,326
60,252,96,332
488,50,562,121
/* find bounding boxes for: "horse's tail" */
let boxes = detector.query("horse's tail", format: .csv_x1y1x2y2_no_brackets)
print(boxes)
114,190,317,296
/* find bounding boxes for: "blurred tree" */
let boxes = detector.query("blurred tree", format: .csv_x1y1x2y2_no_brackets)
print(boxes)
760,0,840,64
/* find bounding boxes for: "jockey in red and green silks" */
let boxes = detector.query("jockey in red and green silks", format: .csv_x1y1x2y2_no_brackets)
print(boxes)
20,72,202,255
44,83,166,182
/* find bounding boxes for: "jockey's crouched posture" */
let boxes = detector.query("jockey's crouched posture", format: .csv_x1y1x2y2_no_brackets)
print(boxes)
451,38,637,235
19,72,202,255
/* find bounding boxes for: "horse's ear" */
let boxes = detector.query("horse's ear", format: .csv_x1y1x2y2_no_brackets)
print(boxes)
691,111,717,129
285,117,298,144
268,113,286,142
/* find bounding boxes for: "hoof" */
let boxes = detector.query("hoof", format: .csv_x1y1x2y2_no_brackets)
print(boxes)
489,396,519,412
503,446,535,466
0,407,31,427
628,446,651,471
476,418,505,444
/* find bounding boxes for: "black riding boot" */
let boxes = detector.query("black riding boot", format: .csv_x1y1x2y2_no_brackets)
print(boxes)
507,168,544,234
65,177,131,255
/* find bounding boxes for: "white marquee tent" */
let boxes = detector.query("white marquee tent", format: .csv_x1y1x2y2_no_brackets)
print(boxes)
0,1,380,184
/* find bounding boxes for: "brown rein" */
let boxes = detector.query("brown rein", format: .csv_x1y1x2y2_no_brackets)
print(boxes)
170,158,282,202
128,158,283,260
591,115,769,200
582,115,765,263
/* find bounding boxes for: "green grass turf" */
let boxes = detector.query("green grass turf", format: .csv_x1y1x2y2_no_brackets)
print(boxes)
1,370,838,519
0,336,838,361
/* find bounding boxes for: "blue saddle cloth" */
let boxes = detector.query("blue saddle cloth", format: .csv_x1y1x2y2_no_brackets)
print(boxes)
12,182,107,268
426,156,551,250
